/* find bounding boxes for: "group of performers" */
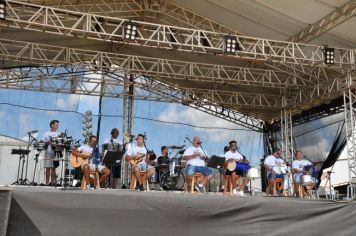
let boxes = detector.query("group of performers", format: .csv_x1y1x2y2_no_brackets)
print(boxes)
40,119,321,197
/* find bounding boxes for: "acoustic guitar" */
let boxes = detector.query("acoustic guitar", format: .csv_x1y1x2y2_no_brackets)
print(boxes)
129,151,156,165
70,151,92,168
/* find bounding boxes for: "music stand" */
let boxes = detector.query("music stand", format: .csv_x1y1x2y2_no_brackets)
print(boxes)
207,155,226,169
103,151,123,188
11,149,31,185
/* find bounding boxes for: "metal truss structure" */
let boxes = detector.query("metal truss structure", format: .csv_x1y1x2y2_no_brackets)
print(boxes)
1,0,355,69
0,0,356,190
280,108,294,162
289,0,356,43
343,70,356,199
29,0,241,34
0,64,264,131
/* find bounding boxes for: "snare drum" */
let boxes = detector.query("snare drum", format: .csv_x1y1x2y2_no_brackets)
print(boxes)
34,141,46,151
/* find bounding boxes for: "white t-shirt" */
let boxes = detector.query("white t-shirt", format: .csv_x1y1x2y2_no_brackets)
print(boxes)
292,159,312,172
125,144,147,165
224,150,243,162
103,137,123,145
77,144,95,164
42,130,60,154
183,146,209,167
264,155,285,172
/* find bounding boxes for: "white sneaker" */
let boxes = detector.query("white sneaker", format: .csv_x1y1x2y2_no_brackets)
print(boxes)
232,189,237,195
239,191,245,196
86,184,91,190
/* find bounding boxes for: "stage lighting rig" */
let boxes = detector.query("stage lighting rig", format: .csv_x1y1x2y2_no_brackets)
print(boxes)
0,0,6,20
322,45,335,65
224,35,241,54
124,22,139,40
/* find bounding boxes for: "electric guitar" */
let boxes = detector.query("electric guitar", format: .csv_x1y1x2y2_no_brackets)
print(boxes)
70,151,92,168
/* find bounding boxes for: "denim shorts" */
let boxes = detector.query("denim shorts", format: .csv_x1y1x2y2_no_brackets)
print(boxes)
185,165,213,177
133,163,153,172
268,172,284,179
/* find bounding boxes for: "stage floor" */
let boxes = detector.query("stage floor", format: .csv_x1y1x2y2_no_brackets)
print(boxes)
3,186,356,236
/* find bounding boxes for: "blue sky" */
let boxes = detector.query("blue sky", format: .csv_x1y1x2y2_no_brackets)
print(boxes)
0,88,264,166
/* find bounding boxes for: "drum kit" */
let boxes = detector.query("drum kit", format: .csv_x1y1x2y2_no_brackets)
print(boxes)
151,145,186,191
32,133,78,187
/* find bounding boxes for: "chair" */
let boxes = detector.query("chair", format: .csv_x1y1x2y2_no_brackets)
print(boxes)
185,173,205,193
273,178,284,196
81,170,100,189
130,171,150,191
223,175,238,195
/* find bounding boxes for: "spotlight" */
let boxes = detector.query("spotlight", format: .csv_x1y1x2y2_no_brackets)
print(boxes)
124,22,138,40
224,35,241,54
322,45,335,65
0,0,6,20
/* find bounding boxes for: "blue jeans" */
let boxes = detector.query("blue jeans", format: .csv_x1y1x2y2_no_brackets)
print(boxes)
185,165,213,177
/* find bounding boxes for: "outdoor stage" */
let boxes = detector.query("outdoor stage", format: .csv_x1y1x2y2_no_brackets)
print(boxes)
1,187,355,236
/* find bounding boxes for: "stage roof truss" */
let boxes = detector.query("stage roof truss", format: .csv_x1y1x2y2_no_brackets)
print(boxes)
2,0,355,70
0,66,264,131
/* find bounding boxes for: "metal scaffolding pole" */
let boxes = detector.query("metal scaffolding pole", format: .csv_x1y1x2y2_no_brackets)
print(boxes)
343,70,356,199
121,73,135,187
280,103,294,162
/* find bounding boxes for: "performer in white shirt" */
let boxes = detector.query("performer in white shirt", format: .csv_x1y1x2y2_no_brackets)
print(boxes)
264,148,286,196
103,128,123,189
292,151,315,198
183,137,213,193
72,135,110,190
224,140,250,196
125,134,155,192
41,120,60,186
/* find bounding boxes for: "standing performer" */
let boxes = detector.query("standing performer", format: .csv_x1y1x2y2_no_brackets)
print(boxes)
72,135,110,190
183,137,213,193
125,134,155,192
264,148,286,196
103,128,123,189
41,120,60,186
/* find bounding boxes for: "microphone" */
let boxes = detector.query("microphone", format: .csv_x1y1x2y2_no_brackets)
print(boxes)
27,129,39,134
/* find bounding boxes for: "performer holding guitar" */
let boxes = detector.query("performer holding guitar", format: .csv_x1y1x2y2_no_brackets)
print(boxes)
125,133,155,192
71,135,110,190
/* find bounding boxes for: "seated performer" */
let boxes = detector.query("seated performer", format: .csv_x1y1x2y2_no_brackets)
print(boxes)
157,146,169,166
72,135,110,190
183,137,213,193
224,141,250,195
125,134,155,192
292,151,316,197
264,148,286,196
225,141,250,196
103,128,123,189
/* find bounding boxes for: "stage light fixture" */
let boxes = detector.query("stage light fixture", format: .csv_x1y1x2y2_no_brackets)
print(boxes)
0,0,6,20
124,22,138,40
224,35,240,54
322,45,335,65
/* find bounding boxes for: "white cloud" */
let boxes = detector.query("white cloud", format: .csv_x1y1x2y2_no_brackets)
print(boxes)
158,104,256,143
56,94,79,110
